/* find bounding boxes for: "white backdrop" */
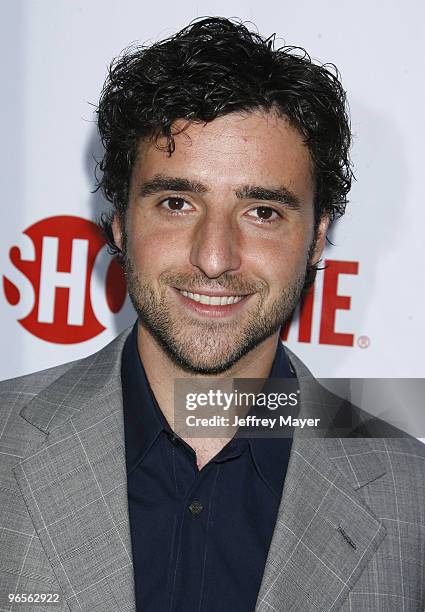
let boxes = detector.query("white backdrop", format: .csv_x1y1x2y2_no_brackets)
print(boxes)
1,0,424,381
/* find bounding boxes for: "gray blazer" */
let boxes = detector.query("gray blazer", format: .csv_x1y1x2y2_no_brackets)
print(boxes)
0,327,424,611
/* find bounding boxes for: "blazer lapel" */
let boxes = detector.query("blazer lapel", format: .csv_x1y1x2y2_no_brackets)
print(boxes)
13,328,135,612
256,348,387,612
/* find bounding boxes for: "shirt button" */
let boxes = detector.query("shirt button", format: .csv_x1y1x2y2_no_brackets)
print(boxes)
188,500,204,516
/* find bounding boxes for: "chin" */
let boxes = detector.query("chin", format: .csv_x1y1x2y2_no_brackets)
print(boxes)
160,330,270,375
168,356,240,375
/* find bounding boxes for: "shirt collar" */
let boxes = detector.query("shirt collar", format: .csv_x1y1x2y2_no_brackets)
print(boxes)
121,323,171,474
122,322,296,492
246,338,295,498
269,334,295,379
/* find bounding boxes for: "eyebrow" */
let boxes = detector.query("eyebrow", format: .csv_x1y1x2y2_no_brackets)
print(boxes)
139,174,300,209
139,175,208,196
235,185,300,210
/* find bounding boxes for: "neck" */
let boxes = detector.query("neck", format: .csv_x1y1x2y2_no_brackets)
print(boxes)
137,323,279,421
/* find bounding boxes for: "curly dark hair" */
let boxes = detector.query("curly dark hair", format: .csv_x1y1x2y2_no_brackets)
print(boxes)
96,16,353,256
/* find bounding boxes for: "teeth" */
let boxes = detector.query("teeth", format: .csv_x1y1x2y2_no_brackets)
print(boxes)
179,290,244,306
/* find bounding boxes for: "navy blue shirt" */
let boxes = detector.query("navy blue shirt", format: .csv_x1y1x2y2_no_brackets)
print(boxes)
122,325,295,612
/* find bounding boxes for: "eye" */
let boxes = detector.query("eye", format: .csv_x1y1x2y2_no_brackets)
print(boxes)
246,206,281,223
160,197,193,213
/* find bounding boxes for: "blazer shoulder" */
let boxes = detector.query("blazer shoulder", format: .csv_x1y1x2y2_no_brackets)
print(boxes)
0,326,133,439
0,359,80,403
0,360,81,464
0,325,133,407
0,358,88,443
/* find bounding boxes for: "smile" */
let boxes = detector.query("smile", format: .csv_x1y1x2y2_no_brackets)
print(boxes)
177,290,245,306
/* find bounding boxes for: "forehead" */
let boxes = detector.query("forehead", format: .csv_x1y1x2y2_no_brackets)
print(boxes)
132,110,314,199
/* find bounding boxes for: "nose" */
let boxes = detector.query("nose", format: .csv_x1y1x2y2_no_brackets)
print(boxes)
189,209,242,278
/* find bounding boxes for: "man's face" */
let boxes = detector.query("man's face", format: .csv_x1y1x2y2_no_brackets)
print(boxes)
113,110,328,374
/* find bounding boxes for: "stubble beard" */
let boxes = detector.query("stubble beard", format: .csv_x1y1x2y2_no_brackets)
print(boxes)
122,249,312,375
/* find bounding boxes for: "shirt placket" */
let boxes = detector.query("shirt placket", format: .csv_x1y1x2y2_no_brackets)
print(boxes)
167,439,222,612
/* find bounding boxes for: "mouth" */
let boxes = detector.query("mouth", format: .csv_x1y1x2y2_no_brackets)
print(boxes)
173,288,252,317
178,289,245,306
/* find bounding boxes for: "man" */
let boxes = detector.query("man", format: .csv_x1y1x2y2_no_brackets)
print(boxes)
0,17,424,612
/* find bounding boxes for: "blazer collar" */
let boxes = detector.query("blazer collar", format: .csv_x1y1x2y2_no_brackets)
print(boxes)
284,345,387,487
19,328,132,434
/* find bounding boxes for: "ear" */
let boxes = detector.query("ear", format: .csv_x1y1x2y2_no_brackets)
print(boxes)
112,214,123,252
311,214,330,263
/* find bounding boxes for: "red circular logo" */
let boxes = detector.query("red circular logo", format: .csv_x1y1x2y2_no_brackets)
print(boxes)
3,216,127,343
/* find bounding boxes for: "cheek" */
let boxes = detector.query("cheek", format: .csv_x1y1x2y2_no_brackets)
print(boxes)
126,213,190,273
242,227,312,284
